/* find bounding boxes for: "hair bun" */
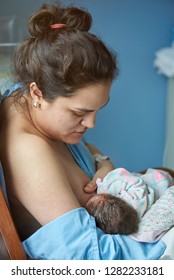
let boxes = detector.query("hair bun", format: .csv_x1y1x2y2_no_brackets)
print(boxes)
61,6,92,31
28,3,92,38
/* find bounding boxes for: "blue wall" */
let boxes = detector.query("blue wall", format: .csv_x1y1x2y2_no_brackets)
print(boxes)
1,0,174,171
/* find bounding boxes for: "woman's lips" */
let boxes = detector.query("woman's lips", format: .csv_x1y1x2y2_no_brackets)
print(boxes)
76,129,86,134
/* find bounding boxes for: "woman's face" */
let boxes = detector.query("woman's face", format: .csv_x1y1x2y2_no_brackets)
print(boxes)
34,81,111,144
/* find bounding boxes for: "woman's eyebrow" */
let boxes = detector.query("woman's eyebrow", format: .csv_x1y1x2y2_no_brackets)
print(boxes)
73,97,110,112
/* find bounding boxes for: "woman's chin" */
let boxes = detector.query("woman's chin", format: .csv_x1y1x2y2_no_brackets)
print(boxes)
65,133,84,144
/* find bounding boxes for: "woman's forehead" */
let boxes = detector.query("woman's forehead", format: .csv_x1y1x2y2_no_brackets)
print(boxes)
67,83,111,107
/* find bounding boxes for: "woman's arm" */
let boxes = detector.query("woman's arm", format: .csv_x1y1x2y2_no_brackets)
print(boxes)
84,142,115,193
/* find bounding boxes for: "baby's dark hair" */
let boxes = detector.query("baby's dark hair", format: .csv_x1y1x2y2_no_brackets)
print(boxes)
87,194,139,235
13,1,118,103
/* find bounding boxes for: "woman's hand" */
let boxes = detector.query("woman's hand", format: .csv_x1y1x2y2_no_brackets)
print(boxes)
94,159,115,180
83,159,115,194
83,142,115,194
83,180,97,194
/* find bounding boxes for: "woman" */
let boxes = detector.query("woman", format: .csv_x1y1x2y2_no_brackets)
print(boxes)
0,2,165,259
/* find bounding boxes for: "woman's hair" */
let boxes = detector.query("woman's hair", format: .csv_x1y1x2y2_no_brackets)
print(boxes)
13,1,118,102
87,194,139,235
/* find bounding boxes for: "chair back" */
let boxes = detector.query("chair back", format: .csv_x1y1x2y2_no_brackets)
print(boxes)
0,186,27,260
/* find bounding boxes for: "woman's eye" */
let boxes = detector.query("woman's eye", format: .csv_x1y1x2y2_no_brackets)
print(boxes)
74,111,85,117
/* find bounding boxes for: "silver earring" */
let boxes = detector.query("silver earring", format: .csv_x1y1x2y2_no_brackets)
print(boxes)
33,101,39,108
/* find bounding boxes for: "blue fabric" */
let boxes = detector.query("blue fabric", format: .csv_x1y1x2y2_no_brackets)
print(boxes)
1,82,21,100
67,140,95,179
23,208,165,260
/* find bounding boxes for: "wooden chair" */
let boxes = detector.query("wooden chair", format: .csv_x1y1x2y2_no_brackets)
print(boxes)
0,185,27,260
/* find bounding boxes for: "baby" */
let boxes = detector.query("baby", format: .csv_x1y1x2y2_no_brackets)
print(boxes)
86,192,139,234
85,167,174,236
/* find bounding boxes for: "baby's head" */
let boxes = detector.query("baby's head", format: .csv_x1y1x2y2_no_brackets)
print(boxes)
86,193,139,234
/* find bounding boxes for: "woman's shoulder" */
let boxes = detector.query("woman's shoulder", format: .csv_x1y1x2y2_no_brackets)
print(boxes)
3,131,80,223
1,121,61,183
10,131,62,175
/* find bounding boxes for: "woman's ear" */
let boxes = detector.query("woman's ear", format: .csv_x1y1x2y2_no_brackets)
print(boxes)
29,82,43,106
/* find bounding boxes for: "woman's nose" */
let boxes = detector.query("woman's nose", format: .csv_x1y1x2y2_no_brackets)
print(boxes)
81,112,96,128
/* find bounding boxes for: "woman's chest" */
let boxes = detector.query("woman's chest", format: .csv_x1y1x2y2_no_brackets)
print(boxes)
54,142,93,206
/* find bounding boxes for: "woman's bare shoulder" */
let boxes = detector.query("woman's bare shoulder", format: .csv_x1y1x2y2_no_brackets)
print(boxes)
5,133,80,224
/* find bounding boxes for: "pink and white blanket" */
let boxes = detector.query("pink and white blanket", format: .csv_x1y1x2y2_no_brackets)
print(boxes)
97,168,174,242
